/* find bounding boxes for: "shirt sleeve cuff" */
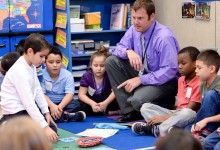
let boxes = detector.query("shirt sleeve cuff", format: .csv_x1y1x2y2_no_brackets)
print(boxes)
40,120,48,128
41,107,49,115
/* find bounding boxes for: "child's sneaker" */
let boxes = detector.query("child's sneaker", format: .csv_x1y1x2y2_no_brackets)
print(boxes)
193,128,211,142
64,111,86,122
132,122,160,137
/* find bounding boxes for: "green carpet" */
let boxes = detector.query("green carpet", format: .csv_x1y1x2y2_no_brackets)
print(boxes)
53,129,115,150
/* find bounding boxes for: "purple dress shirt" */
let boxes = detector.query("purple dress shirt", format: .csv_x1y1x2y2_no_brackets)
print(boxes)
112,21,180,85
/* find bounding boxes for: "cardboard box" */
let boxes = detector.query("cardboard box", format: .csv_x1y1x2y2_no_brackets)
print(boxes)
82,12,101,25
70,18,85,32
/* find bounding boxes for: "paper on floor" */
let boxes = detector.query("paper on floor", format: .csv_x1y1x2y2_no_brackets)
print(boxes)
76,129,118,138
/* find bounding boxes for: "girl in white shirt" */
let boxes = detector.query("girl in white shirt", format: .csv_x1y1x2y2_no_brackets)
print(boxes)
0,33,58,143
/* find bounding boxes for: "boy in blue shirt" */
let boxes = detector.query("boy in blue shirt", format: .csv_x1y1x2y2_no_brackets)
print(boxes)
41,46,86,122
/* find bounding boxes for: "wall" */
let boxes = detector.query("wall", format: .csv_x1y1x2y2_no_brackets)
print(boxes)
153,0,220,49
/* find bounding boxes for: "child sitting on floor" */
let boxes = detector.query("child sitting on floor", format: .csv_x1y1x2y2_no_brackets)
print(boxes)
185,50,220,145
0,52,20,90
41,46,86,122
0,33,58,143
132,46,201,136
78,46,119,116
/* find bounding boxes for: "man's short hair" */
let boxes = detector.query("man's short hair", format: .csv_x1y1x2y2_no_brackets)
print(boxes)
133,0,155,17
197,50,220,73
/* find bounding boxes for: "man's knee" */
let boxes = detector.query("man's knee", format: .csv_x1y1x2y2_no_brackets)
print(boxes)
130,99,142,111
105,55,117,67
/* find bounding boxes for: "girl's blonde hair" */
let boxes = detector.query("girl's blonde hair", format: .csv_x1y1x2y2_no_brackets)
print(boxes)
89,45,109,66
0,116,52,150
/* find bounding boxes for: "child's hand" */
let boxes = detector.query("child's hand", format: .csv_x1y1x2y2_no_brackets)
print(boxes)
91,102,100,112
217,127,220,133
98,101,108,112
148,115,170,125
45,113,58,130
191,119,208,132
44,125,59,143
50,103,62,120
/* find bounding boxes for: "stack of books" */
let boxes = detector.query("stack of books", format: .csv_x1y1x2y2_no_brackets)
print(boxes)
82,12,103,31
110,3,133,30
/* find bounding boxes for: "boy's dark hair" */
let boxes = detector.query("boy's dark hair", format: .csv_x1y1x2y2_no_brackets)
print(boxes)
179,46,200,61
24,33,51,54
156,129,202,150
45,46,63,60
16,39,25,56
133,0,155,19
197,50,220,73
1,52,20,73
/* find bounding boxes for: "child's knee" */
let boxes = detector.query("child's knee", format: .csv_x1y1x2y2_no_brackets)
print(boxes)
204,90,218,98
179,108,196,118
140,103,155,112
203,137,212,149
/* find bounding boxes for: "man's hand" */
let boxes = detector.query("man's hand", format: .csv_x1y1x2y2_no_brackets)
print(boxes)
117,77,141,93
126,50,142,71
148,115,171,125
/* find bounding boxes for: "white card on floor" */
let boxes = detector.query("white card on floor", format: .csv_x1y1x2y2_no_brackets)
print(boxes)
59,136,79,142
135,146,156,150
76,129,118,138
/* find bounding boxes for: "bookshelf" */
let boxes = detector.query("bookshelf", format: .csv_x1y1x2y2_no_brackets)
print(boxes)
55,0,135,71
54,0,135,103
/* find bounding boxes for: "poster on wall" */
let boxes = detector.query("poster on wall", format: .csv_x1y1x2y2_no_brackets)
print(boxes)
195,2,211,20
182,2,195,18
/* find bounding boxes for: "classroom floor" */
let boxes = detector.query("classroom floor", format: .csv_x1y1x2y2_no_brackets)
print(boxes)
56,116,156,150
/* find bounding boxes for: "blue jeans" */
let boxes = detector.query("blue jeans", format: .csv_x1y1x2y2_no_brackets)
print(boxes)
185,90,220,132
203,130,220,150
55,99,80,123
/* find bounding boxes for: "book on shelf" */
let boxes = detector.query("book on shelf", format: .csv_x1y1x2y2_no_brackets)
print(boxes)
72,70,87,78
127,4,132,29
85,28,103,32
122,4,128,30
70,5,80,19
74,81,80,87
72,65,88,71
110,4,125,30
